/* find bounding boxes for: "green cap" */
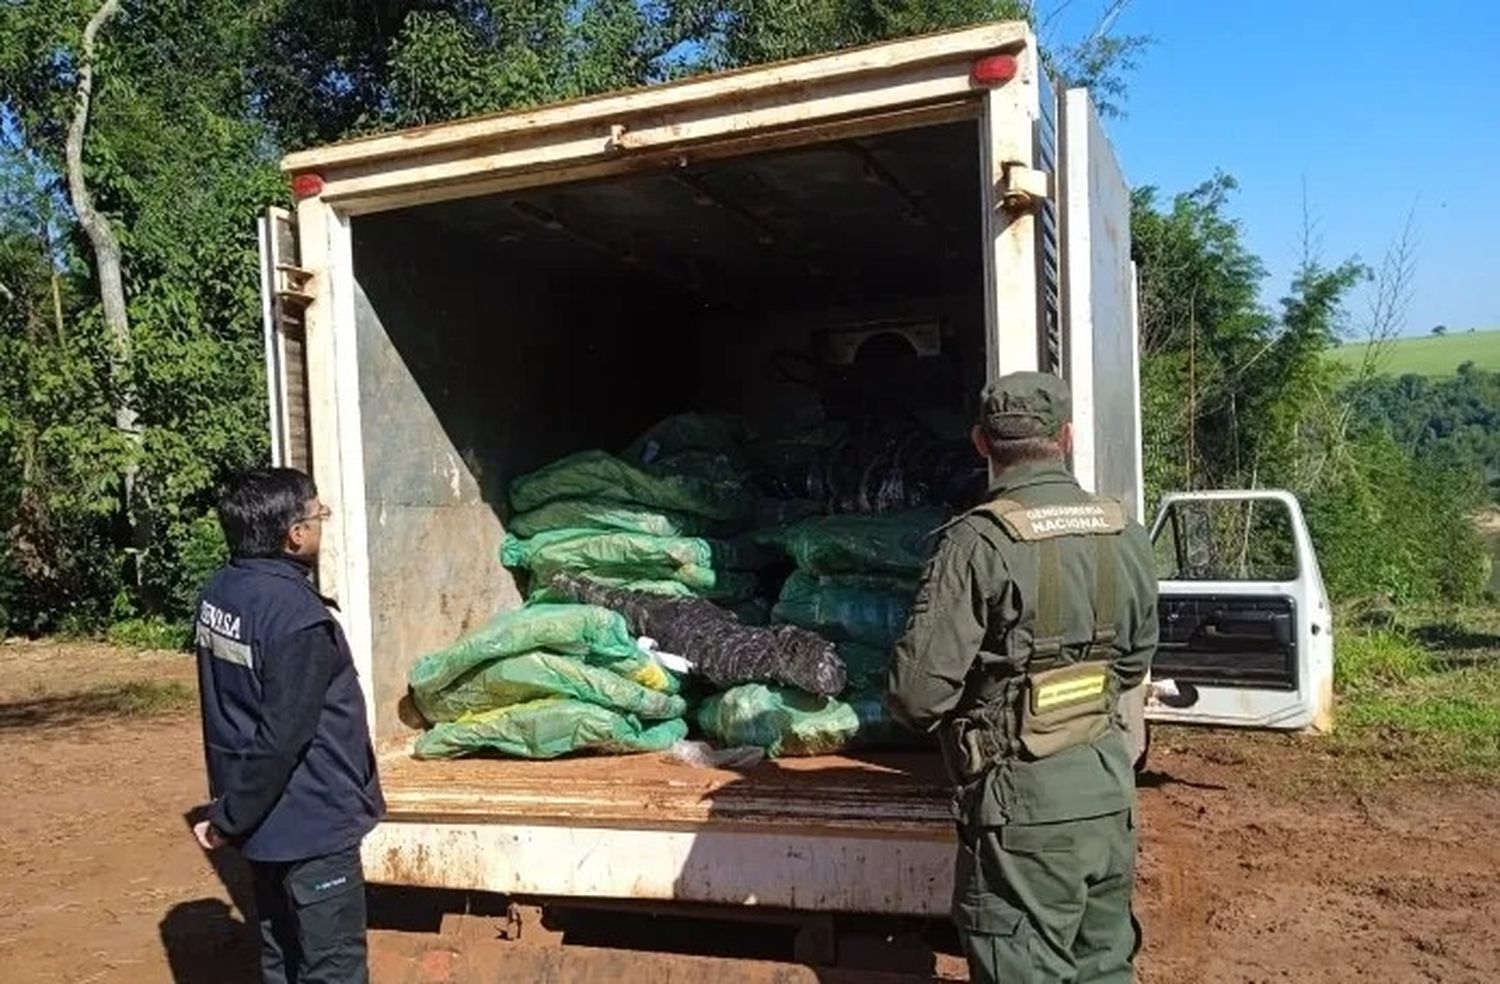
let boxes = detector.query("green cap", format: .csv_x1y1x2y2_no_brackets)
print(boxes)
979,371,1072,439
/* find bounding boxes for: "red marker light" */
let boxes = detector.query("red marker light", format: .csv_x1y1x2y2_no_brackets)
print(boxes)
291,173,325,200
971,54,1019,87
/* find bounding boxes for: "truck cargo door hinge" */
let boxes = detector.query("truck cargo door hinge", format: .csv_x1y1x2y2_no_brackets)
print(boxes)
606,122,640,152
275,262,315,307
999,162,1052,211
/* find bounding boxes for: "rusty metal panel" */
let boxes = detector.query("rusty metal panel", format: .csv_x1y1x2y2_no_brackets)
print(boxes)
376,751,953,832
364,820,954,916
368,752,956,912
352,240,514,742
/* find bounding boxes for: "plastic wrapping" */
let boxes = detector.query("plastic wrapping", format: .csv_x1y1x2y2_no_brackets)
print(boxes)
668,739,767,769
621,413,751,474
412,651,687,725
696,683,860,757
507,499,724,539
406,604,672,700
761,508,947,577
836,641,894,692
843,685,923,748
413,698,689,760
510,449,754,523
772,571,916,647
502,529,766,597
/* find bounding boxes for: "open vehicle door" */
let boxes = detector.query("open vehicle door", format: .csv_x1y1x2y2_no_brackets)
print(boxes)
1147,490,1333,731
257,206,313,471
1056,87,1152,762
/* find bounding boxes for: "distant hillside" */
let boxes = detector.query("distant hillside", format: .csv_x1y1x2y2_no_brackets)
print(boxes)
1330,330,1499,377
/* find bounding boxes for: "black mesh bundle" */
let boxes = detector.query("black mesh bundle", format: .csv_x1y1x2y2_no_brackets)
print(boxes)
754,420,985,514
548,573,848,697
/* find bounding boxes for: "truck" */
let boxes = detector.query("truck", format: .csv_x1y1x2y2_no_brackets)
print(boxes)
257,19,1333,971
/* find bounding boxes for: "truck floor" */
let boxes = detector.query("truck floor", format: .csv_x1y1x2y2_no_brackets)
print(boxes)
377,747,953,833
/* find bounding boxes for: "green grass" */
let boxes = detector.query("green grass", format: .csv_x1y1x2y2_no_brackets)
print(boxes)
1332,607,1500,777
1328,329,1499,377
84,680,198,717
106,617,191,651
1334,627,1432,689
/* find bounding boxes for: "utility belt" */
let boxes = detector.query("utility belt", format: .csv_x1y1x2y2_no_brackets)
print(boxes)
941,494,1126,783
942,658,1119,782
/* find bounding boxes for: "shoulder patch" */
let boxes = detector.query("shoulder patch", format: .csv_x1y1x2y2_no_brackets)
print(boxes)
973,497,1127,541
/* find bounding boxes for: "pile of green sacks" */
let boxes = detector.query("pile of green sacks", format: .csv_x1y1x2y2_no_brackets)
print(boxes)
693,509,945,756
406,415,947,763
500,415,768,607
407,604,687,759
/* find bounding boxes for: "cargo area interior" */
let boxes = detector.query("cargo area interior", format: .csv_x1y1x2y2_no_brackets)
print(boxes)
349,117,984,814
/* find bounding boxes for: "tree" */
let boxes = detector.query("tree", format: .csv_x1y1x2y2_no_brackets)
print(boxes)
709,1,1150,116
0,0,283,630
0,0,1155,635
1132,174,1488,603
1431,324,1448,336
64,0,144,581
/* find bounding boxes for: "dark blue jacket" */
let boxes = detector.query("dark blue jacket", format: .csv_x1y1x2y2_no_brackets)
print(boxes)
195,556,384,862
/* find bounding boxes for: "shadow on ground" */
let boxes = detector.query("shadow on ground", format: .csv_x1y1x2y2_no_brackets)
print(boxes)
0,682,194,733
1410,621,1500,668
159,809,259,983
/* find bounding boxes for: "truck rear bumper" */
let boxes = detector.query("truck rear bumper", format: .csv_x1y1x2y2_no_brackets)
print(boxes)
366,750,957,915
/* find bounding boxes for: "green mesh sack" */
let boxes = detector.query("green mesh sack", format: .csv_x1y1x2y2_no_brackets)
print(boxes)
525,573,759,606
508,499,724,539
413,698,689,760
413,651,687,724
526,577,695,606
621,413,750,472
696,683,859,758
510,450,754,523
772,571,917,648
501,529,767,593
836,641,892,692
407,604,675,699
843,685,924,748
761,508,947,576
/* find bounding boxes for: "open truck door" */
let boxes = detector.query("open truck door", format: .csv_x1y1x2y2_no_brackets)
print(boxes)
257,206,314,472
1056,87,1152,763
1147,490,1334,732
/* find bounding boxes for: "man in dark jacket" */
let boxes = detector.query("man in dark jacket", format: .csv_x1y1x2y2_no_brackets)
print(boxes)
888,372,1158,983
192,468,385,983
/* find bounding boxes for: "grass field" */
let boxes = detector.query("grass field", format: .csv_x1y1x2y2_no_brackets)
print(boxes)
1329,329,1499,376
1334,605,1500,777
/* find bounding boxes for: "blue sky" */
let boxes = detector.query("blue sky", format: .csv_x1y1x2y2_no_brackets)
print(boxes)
1056,0,1500,335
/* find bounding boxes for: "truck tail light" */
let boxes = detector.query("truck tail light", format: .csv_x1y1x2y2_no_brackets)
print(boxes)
971,54,1019,87
291,173,325,200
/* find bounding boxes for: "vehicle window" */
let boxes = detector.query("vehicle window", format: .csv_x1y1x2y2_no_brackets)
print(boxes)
1153,498,1300,582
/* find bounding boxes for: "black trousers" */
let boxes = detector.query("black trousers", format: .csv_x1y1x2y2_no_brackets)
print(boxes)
249,844,369,984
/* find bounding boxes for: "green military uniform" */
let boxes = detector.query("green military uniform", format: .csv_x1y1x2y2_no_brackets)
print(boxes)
887,373,1158,984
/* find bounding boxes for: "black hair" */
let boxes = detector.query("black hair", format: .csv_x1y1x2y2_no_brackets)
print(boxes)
981,433,1064,468
218,468,318,558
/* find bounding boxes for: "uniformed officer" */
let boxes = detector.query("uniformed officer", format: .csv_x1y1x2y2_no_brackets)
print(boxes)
192,468,385,983
888,372,1158,984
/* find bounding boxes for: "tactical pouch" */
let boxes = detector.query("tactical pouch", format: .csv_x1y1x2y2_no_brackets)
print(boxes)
942,715,991,783
1018,660,1113,759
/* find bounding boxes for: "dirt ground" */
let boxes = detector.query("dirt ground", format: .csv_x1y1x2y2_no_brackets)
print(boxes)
1,640,1497,983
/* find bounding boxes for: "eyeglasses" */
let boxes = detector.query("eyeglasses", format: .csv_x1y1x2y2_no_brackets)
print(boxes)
293,504,332,526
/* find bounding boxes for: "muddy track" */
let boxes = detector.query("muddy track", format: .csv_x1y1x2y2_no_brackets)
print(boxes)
0,642,1496,983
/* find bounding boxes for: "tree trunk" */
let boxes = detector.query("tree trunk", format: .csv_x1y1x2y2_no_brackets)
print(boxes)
65,0,145,579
